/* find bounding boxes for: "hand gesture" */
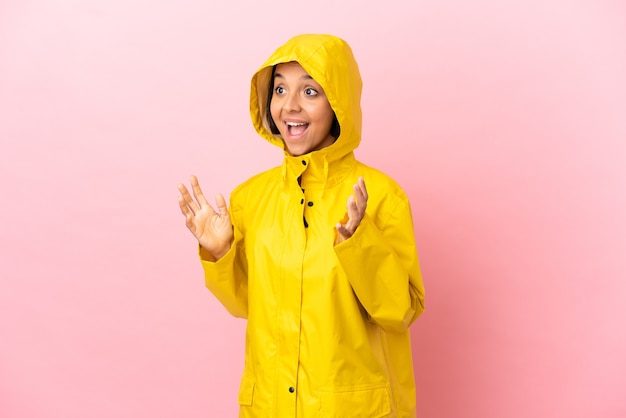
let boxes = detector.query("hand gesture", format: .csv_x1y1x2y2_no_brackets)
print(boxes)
336,176,368,244
178,175,233,260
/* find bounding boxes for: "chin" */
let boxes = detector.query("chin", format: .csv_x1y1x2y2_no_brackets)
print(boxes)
285,144,309,156
288,149,307,157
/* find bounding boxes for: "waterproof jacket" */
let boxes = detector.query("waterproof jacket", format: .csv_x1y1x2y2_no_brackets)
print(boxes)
201,34,425,418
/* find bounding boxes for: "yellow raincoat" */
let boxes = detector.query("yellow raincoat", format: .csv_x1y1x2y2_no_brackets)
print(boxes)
201,34,425,417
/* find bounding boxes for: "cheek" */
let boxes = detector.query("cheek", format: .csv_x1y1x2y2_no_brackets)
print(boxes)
318,107,334,131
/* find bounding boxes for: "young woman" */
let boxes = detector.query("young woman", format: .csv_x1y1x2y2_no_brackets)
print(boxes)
178,34,425,418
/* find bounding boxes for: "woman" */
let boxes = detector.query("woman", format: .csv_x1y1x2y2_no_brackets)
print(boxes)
178,34,425,417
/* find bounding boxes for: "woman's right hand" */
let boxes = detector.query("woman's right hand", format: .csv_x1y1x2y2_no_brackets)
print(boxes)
178,175,233,260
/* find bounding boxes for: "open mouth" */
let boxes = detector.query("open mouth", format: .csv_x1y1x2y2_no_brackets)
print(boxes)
286,121,309,136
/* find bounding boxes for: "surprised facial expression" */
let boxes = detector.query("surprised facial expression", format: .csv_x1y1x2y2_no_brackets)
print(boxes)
270,62,335,156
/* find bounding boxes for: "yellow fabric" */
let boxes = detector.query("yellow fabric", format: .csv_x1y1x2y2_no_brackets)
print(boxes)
201,34,425,417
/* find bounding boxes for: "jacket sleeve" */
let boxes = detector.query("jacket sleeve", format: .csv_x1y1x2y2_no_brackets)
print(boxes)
334,197,425,333
199,200,249,319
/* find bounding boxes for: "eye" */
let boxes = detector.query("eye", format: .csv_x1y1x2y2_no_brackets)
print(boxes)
304,87,318,96
275,86,285,95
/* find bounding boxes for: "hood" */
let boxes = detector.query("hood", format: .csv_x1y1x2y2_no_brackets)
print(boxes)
250,34,363,162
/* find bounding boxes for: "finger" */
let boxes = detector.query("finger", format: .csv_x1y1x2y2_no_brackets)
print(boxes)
353,177,368,210
178,195,191,216
178,196,197,233
215,193,228,216
345,195,360,233
190,175,212,208
357,176,368,202
178,184,200,214
352,184,365,211
336,222,352,239
185,211,196,232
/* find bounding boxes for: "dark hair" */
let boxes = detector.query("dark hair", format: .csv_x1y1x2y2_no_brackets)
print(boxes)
266,65,341,139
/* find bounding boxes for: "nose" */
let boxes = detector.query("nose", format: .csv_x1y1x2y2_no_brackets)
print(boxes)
284,91,301,112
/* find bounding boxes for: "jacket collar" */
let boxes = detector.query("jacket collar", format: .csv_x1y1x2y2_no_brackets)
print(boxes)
282,149,356,194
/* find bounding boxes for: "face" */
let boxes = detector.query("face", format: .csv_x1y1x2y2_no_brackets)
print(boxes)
270,62,335,156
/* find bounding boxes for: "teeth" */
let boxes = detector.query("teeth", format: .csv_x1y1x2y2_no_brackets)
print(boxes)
286,122,307,126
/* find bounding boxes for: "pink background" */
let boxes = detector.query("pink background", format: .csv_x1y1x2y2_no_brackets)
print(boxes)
1,0,625,417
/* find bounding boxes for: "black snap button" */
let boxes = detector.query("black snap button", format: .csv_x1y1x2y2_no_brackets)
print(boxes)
301,160,306,165
300,199,304,204
307,201,313,206
289,386,295,393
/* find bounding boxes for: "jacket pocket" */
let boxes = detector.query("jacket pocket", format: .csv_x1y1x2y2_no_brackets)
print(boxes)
319,384,391,418
237,373,255,406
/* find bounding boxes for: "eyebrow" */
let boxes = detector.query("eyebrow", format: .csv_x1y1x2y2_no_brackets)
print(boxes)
274,72,314,80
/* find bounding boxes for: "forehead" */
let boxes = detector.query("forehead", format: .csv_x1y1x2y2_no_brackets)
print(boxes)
274,61,315,81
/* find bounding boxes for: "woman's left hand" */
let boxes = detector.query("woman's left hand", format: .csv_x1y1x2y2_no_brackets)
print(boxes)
336,176,368,243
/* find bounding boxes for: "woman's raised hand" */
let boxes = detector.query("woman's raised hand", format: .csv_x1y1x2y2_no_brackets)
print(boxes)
336,176,368,244
178,175,233,260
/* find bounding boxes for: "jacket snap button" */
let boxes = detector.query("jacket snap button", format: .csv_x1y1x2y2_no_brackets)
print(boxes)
289,386,295,393
300,199,304,204
301,160,306,165
307,201,314,206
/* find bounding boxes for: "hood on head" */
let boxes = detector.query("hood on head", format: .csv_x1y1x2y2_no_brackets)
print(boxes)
250,34,363,161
